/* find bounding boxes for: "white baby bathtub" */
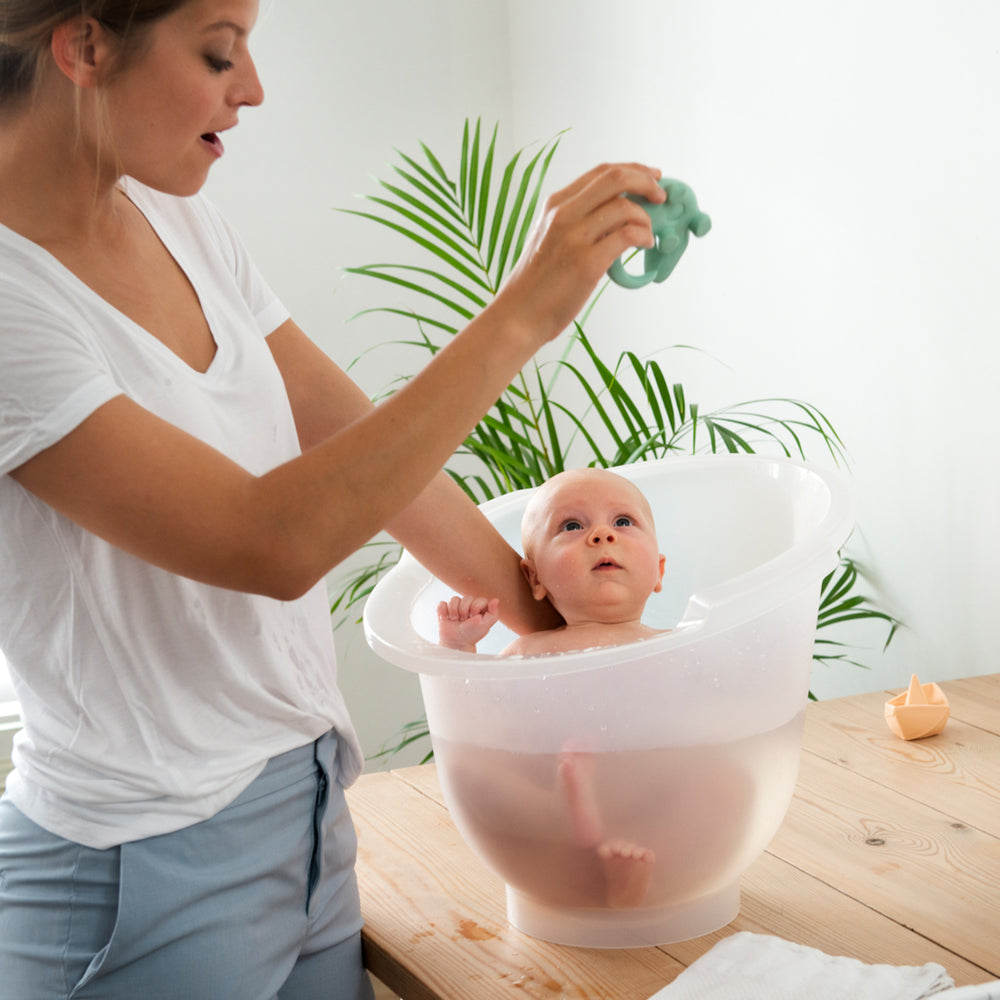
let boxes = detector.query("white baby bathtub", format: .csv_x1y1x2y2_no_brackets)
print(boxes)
364,454,853,947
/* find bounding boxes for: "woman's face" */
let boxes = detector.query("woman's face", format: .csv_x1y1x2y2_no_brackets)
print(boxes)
101,0,264,195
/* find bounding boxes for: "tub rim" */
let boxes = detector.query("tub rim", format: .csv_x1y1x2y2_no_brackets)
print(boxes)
363,454,854,680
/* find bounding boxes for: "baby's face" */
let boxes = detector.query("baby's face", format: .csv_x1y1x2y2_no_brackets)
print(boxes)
521,470,665,624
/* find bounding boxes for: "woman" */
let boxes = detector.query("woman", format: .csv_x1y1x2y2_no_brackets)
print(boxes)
0,0,665,996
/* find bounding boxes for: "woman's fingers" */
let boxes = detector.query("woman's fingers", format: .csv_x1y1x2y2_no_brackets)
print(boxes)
547,164,664,247
495,162,665,342
546,162,663,212
583,195,658,250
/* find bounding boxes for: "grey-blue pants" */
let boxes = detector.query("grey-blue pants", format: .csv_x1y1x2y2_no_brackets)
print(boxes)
0,731,376,1000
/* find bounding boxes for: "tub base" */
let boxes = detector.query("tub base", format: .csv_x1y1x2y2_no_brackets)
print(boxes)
506,882,740,949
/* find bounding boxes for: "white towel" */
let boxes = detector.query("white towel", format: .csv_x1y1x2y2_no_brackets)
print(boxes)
651,932,955,1000
936,986,1000,1000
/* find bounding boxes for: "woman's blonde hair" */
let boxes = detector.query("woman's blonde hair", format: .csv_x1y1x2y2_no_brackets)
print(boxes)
0,0,186,103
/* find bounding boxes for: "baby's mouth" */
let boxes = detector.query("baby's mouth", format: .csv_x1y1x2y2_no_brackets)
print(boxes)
593,557,622,571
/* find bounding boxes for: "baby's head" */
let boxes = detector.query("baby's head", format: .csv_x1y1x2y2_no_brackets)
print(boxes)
519,468,665,626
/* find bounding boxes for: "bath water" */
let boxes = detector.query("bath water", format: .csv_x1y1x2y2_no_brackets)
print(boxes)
433,711,804,912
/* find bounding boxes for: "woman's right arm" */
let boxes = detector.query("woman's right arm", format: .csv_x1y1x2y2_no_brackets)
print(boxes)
10,163,665,600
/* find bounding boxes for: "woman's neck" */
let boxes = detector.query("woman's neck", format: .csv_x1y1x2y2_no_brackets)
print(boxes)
0,81,121,247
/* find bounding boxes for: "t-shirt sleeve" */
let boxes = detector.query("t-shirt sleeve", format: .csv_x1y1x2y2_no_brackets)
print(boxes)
0,286,122,476
184,194,291,338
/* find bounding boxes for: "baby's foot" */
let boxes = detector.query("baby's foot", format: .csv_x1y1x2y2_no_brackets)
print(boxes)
557,750,604,848
597,840,656,908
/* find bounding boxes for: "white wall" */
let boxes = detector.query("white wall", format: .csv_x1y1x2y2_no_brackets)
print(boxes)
505,0,1000,701
207,0,1000,764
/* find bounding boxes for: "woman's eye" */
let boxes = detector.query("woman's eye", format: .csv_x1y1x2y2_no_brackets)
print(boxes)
205,55,234,72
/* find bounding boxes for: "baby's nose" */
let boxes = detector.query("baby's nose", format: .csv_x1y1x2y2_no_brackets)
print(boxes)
589,525,616,544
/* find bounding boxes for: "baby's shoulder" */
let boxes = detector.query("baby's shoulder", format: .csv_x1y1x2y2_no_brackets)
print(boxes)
501,630,563,657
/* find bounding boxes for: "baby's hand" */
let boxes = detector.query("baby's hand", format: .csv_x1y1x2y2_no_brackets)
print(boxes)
437,596,500,652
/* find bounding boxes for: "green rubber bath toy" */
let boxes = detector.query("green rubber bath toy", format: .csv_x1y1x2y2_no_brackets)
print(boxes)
608,178,711,289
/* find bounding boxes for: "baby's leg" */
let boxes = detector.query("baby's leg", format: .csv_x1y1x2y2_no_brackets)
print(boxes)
558,750,656,908
557,750,604,847
597,841,656,908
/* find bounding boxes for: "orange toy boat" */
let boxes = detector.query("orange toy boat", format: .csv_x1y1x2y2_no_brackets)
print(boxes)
884,674,950,740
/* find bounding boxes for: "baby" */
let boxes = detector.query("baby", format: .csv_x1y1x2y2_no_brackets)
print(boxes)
437,468,667,908
437,467,667,655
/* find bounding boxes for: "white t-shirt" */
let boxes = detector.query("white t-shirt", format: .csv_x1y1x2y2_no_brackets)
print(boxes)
0,180,363,849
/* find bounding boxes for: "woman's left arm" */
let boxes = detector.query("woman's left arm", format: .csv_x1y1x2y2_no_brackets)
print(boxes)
267,319,561,635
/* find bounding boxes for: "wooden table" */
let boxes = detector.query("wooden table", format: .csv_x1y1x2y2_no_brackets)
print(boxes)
347,674,1000,999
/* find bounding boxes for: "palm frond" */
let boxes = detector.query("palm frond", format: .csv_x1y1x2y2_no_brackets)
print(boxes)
816,557,901,657
368,716,433,766
329,540,403,627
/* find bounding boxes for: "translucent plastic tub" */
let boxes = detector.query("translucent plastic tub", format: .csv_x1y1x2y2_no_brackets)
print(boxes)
364,455,853,947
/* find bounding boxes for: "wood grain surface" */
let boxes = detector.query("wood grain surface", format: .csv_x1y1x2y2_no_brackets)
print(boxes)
350,674,1000,998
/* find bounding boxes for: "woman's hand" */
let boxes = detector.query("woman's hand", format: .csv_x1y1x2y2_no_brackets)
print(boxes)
493,163,665,346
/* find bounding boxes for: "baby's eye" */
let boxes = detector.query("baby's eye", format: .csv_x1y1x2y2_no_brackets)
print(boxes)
614,516,634,527
561,520,584,532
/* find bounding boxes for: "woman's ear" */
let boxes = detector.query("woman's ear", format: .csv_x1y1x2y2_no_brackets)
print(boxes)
520,558,549,602
50,18,116,88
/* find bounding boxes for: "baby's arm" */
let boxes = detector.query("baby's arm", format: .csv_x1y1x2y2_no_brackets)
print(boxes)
437,596,500,652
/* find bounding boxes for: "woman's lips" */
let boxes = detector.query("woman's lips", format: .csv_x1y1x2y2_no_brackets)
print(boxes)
200,132,225,158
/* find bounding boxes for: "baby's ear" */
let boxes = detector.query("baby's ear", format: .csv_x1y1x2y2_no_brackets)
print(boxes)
653,553,666,593
520,557,549,601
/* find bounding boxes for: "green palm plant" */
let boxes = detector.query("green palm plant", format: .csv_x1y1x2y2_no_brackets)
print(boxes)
333,119,898,762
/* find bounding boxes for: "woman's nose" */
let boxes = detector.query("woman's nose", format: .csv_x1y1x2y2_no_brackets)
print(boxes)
234,56,265,108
